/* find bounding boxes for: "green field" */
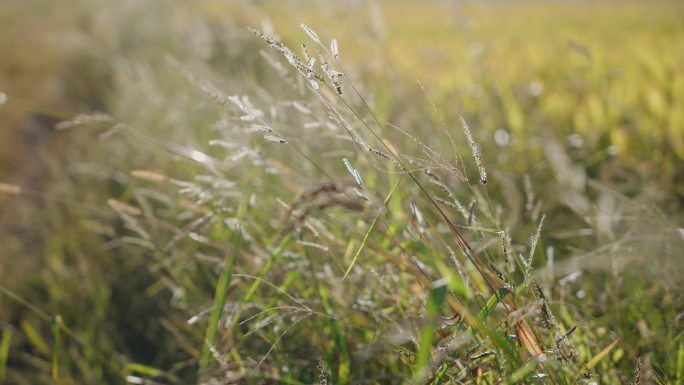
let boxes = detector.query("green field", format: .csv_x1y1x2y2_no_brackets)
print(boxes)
0,1,682,384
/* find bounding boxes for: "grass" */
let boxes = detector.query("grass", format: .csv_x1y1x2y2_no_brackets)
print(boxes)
0,0,683,384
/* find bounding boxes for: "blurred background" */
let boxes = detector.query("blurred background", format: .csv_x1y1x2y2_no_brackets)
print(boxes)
2,0,682,199
0,0,682,384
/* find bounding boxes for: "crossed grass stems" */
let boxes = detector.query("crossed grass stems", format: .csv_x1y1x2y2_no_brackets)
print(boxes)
185,24,597,383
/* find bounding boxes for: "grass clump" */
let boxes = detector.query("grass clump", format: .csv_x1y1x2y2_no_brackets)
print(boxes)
0,1,682,384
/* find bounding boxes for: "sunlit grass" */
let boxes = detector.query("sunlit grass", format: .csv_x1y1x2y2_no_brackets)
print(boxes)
0,1,682,384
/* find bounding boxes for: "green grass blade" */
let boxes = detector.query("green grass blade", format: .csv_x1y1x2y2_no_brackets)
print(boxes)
476,287,511,323
464,288,520,365
677,342,684,381
304,247,350,384
430,362,451,385
51,315,62,381
19,320,49,356
0,326,12,384
248,269,300,333
199,191,250,377
504,359,538,385
124,362,180,383
242,234,291,303
198,229,242,375
414,281,448,381
0,286,50,322
343,178,401,279
585,338,620,370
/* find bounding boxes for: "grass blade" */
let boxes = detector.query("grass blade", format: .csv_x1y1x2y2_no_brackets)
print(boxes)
465,288,520,365
585,338,620,370
677,342,684,381
0,326,12,384
414,281,448,380
304,247,350,384
342,177,401,279
198,191,250,377
124,362,179,383
430,362,451,385
20,320,49,356
504,359,539,385
51,315,62,381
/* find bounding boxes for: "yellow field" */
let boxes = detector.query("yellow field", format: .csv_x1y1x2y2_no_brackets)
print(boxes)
4,1,680,183
262,1,684,162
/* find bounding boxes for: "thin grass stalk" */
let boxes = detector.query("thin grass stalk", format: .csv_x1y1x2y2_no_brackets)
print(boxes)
198,190,250,377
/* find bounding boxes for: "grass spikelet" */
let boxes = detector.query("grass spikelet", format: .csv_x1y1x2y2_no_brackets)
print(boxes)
368,146,405,170
249,27,325,82
425,171,469,220
342,158,364,189
534,283,556,331
523,215,546,285
471,143,487,185
534,282,579,364
107,198,142,217
292,101,312,114
633,357,643,385
466,199,476,226
489,262,511,289
410,201,426,234
301,43,315,70
300,23,321,44
0,182,22,195
330,39,339,58
296,240,329,251
264,134,287,144
247,124,273,133
54,113,116,130
319,54,342,95
316,357,329,385
460,116,487,185
497,230,516,274
446,245,470,289
130,170,168,183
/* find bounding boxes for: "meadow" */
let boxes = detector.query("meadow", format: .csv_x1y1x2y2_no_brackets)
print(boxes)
0,1,682,384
